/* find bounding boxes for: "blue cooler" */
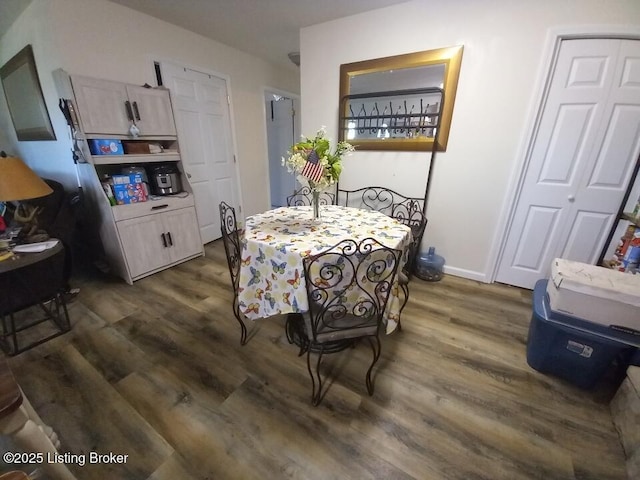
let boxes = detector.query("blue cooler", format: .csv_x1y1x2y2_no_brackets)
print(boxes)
527,279,639,389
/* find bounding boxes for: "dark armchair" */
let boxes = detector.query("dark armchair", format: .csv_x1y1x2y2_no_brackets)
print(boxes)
0,179,78,355
0,241,71,355
20,178,79,291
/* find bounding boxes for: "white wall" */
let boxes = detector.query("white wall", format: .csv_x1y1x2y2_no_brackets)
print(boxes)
0,0,299,216
0,127,11,155
300,0,640,281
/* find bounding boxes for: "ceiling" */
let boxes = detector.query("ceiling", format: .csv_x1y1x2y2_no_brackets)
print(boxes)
1,0,411,70
106,0,412,70
0,0,32,34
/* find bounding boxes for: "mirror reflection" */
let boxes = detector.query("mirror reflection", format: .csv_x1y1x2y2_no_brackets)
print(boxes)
339,46,463,152
349,64,445,95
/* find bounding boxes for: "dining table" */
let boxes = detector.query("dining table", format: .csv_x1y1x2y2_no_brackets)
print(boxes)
237,205,413,333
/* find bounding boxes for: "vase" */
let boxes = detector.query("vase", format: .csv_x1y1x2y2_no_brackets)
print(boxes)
311,190,321,221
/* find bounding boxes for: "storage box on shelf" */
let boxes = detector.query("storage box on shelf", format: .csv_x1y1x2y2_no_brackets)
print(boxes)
122,141,164,155
54,70,203,284
111,173,147,205
88,139,124,155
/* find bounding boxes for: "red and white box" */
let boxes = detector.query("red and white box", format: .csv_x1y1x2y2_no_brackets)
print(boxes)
112,173,147,205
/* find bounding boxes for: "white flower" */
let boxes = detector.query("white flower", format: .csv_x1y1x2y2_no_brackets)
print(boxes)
282,127,354,193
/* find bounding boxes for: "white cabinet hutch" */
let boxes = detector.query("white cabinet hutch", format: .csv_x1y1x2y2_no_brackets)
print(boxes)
54,71,204,284
71,75,177,137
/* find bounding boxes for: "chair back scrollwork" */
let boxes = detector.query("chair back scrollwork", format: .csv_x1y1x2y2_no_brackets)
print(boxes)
302,237,401,343
301,237,402,404
287,186,335,207
336,186,423,217
336,186,427,275
219,201,241,289
218,201,249,345
391,199,427,274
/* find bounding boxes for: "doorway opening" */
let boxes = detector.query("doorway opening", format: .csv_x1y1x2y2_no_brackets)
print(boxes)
265,91,300,208
158,60,241,244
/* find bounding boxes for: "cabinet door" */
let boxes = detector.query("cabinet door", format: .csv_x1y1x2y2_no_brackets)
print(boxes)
163,207,203,263
72,76,131,135
126,86,177,136
117,215,170,278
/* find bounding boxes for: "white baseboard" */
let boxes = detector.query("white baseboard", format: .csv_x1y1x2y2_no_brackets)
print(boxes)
443,265,488,283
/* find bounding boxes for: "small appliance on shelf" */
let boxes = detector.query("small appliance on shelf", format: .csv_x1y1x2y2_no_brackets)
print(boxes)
148,164,183,196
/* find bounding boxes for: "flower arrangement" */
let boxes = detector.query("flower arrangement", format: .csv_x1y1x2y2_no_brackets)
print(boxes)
282,127,354,192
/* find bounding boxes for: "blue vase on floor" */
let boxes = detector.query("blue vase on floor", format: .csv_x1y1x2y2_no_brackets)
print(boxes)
415,246,445,281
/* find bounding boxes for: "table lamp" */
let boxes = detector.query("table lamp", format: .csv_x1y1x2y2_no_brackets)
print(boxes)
0,156,52,239
0,157,52,202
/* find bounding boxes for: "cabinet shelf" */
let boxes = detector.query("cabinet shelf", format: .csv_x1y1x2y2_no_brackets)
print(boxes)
621,213,640,228
92,152,180,165
83,133,177,141
597,153,640,266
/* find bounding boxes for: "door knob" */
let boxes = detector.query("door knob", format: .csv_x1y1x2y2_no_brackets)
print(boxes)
568,194,575,202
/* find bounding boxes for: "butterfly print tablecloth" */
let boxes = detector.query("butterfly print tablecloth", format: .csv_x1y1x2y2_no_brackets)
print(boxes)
237,205,412,333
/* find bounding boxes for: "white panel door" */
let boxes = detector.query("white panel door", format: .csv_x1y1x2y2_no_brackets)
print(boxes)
497,39,640,288
160,62,240,244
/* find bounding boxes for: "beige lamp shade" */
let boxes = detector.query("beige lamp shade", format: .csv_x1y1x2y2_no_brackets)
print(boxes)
0,157,52,202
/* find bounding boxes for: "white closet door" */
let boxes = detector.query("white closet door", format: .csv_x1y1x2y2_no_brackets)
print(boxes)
497,39,640,289
161,62,241,244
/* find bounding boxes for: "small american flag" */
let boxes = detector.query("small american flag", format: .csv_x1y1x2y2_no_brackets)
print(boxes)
300,150,324,183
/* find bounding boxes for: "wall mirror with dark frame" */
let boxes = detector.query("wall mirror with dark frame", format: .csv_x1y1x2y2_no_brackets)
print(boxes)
0,44,56,142
338,46,463,152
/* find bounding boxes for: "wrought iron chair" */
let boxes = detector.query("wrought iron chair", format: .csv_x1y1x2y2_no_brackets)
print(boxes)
218,201,249,345
299,237,401,406
336,186,428,327
391,201,428,327
286,186,335,207
336,186,424,217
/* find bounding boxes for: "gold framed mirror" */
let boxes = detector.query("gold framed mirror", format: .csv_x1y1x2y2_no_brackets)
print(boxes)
338,45,463,152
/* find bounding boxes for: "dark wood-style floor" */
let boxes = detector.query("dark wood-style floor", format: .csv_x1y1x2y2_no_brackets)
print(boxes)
2,241,627,479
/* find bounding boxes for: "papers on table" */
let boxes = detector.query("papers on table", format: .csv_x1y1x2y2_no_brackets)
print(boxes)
12,239,59,253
